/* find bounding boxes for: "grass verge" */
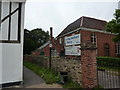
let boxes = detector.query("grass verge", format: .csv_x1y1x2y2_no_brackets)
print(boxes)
24,61,81,88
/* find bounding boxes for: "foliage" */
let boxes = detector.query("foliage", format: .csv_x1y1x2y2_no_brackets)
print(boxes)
24,28,49,55
62,77,81,88
97,57,120,69
93,86,104,90
105,9,120,42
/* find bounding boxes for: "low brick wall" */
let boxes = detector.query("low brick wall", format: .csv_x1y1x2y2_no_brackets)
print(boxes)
24,55,82,85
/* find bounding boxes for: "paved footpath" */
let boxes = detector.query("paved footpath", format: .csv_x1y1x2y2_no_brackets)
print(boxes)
23,66,63,88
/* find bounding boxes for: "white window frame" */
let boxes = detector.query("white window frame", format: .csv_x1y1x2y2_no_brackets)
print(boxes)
116,42,120,55
91,33,96,44
59,38,62,44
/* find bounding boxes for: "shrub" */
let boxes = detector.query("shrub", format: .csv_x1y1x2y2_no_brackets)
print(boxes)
97,57,120,68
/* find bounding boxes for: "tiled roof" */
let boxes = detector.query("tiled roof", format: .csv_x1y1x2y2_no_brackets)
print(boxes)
82,16,107,30
57,16,107,37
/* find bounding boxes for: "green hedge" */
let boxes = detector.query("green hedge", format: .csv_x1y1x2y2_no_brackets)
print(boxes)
97,57,120,68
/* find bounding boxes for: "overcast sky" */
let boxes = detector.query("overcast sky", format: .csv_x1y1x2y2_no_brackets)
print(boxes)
25,0,120,37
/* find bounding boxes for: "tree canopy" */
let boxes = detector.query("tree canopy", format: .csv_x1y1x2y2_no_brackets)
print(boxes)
105,9,120,42
24,28,49,55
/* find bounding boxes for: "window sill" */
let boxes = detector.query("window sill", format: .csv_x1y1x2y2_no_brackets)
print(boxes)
0,40,20,43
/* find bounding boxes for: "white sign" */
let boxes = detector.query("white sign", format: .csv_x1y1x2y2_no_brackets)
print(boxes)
49,44,53,48
65,46,81,56
65,34,81,46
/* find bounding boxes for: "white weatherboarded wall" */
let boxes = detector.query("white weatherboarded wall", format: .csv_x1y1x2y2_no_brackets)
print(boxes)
0,1,2,86
0,39,1,86
0,0,26,85
2,44,23,84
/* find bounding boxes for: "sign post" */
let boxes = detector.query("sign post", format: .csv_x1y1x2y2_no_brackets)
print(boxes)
49,44,52,69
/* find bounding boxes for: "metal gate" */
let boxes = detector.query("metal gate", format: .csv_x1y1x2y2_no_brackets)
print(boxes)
97,57,120,89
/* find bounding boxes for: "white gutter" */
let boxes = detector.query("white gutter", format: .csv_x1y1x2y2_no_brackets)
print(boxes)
58,28,81,38
80,27,115,35
57,27,116,38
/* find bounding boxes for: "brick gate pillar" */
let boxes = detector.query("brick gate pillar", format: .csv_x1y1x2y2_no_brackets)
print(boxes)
81,42,97,88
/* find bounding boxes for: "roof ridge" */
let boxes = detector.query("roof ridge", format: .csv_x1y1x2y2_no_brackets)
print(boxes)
82,16,107,22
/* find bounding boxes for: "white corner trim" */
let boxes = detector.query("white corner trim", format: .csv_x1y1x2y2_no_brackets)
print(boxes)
80,16,84,27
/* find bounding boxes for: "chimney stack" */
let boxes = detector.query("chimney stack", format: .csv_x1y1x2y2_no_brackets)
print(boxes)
50,27,53,42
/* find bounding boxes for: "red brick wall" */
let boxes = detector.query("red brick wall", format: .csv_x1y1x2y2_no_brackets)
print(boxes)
43,45,50,56
42,40,64,57
81,47,97,88
53,40,64,54
80,30,116,57
97,33,116,57
41,30,116,57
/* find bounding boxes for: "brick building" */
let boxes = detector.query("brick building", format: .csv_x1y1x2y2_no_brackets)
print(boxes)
37,16,119,57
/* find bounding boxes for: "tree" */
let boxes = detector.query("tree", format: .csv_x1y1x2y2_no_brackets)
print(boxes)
29,28,49,47
24,38,36,54
23,28,49,55
106,9,120,42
